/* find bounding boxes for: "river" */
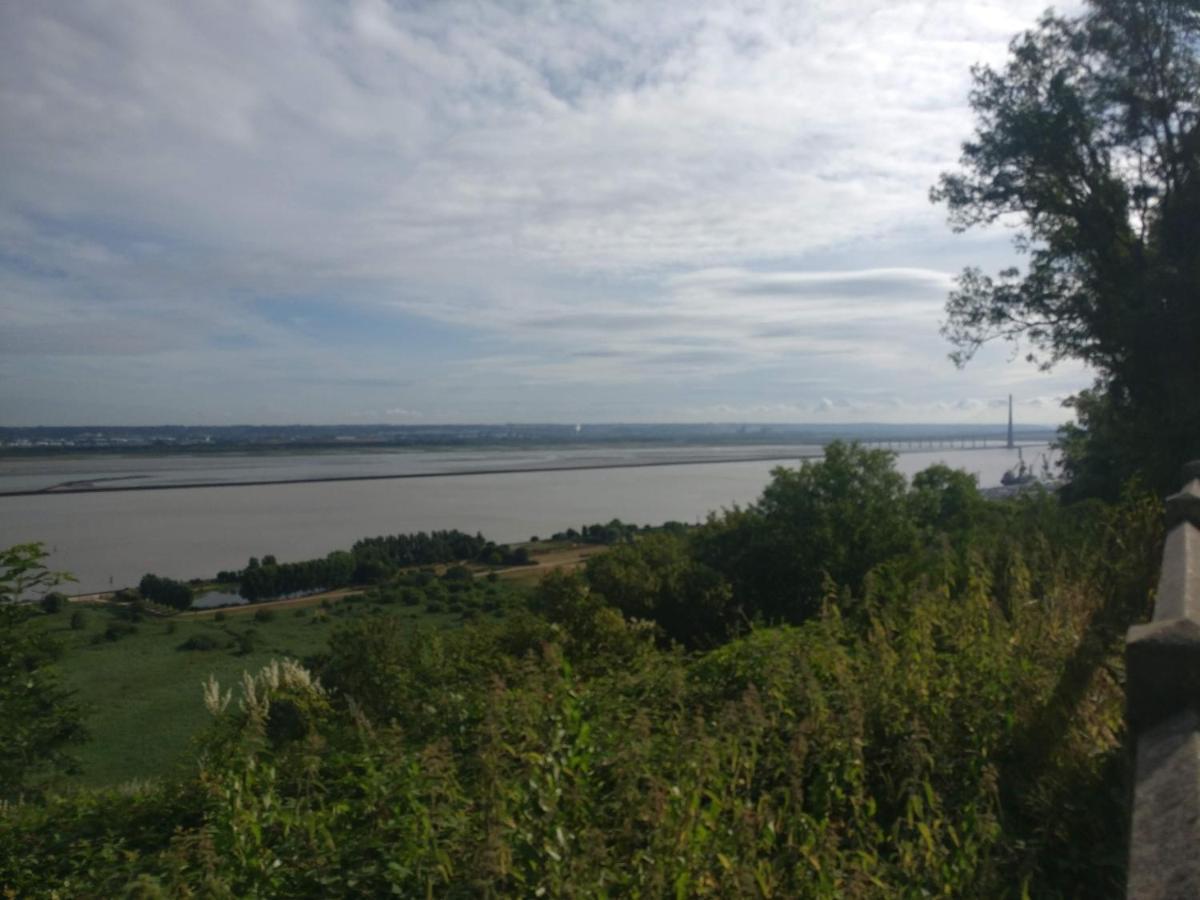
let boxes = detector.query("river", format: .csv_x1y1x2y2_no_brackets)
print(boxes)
0,444,1052,594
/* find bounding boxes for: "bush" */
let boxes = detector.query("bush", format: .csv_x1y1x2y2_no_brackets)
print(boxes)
177,634,220,652
103,622,137,642
40,592,68,614
232,629,260,655
214,611,227,622
253,608,276,623
68,610,85,630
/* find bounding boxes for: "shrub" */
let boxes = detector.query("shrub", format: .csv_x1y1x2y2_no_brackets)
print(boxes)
177,634,220,652
40,592,68,614
253,608,276,623
103,622,137,642
68,610,85,630
232,629,260,655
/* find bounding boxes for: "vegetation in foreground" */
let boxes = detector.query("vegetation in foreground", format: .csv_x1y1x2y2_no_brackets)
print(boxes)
0,443,1162,897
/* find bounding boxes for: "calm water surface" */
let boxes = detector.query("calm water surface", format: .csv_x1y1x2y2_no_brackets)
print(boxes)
0,445,1052,594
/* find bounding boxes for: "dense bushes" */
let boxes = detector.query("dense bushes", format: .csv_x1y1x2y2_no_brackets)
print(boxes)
0,603,87,801
0,448,1165,895
231,530,537,602
238,551,354,601
137,573,192,610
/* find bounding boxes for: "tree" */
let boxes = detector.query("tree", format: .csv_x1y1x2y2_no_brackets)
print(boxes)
931,0,1200,494
0,544,87,797
910,464,986,534
584,532,735,647
694,442,917,624
0,542,74,604
138,573,193,610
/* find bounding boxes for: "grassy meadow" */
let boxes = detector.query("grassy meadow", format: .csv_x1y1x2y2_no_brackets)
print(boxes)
33,577,529,788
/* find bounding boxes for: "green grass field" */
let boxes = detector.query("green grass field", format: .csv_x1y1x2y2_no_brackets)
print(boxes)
32,592,511,788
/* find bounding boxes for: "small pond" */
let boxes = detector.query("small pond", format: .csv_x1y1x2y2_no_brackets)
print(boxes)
191,590,247,610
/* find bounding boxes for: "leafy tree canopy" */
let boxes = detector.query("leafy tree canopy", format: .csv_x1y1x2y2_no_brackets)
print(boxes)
0,544,87,798
932,0,1200,493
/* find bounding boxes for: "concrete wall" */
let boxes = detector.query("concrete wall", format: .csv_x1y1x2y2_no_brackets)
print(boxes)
1126,462,1200,899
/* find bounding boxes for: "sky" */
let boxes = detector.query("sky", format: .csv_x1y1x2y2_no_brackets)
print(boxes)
0,0,1090,427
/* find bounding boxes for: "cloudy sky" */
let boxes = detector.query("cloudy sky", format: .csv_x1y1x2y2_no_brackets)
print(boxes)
1,0,1089,426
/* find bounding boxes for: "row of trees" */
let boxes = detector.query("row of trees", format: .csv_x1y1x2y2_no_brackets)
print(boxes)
350,530,491,571
238,551,356,602
229,530,536,602
137,573,192,611
551,519,689,545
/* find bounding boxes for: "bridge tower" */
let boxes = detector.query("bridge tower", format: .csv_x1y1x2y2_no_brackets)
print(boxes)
1006,394,1014,449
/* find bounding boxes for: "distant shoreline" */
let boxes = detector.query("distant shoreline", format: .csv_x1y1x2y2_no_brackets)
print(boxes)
0,442,1043,498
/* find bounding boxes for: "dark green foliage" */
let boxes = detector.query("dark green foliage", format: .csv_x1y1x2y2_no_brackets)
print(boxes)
0,542,75,603
253,608,276,623
239,550,354,601
138,573,192,610
910,463,986,533
0,483,1160,896
0,608,88,799
103,621,137,642
552,518,640,544
932,0,1200,494
232,629,260,656
0,546,86,799
0,459,1167,895
693,442,917,628
584,533,735,647
177,634,221,652
68,610,85,630
234,528,537,601
39,592,68,614
444,565,472,582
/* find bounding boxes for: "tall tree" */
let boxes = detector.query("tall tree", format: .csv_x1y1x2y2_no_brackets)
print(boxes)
932,0,1200,495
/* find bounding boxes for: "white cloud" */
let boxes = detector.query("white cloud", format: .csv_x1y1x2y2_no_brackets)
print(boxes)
0,0,1088,424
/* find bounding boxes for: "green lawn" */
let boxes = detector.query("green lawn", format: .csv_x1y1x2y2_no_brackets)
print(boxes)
33,597,482,788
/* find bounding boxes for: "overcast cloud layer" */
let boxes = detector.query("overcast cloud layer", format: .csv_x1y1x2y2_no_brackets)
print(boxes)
0,0,1088,426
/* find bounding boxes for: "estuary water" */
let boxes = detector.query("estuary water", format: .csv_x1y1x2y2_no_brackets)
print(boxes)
0,444,1052,594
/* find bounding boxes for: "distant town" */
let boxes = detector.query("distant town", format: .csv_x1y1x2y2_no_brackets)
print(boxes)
0,422,1057,454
